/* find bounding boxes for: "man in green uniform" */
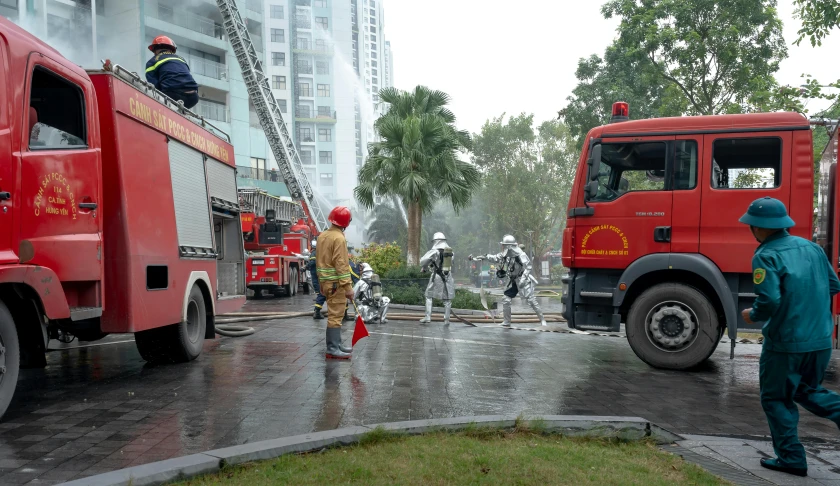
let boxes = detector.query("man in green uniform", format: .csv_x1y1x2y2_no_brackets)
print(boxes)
740,197,840,477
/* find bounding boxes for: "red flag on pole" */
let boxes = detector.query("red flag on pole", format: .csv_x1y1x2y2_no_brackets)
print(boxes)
352,314,369,346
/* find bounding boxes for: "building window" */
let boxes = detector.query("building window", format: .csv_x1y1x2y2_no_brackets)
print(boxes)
297,59,313,74
320,173,334,186
370,8,375,15
319,151,333,164
371,51,377,59
316,61,329,74
372,69,377,76
279,99,287,113
711,138,782,189
299,127,313,142
371,43,377,50
271,28,285,43
370,17,376,25
371,34,377,41
318,106,331,117
315,39,327,51
318,128,332,141
371,0,376,6
270,5,284,19
315,17,328,29
301,150,313,164
297,82,312,97
315,0,327,6
370,26,376,33
272,52,285,66
272,75,286,89
296,104,311,118
371,60,377,67
372,77,378,85
317,84,330,97
296,37,310,50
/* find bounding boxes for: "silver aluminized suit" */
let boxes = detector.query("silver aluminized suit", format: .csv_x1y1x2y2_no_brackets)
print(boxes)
480,245,547,326
353,264,390,323
419,237,455,324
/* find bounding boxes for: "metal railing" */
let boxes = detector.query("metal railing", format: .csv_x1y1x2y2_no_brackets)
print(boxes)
297,87,313,97
297,132,315,142
295,39,311,50
296,62,313,74
155,4,224,39
195,100,228,122
185,56,228,80
238,166,284,183
296,106,312,118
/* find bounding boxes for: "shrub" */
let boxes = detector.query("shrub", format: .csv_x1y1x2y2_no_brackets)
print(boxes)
448,288,490,311
383,265,426,279
359,242,402,276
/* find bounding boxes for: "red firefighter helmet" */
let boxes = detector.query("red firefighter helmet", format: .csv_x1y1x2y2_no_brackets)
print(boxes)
328,206,352,228
148,35,177,52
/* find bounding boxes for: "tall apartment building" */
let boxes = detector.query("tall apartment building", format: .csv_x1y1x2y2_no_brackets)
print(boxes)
0,0,285,192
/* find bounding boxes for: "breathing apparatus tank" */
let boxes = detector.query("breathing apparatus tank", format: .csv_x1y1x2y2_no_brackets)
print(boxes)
371,273,382,300
440,246,453,275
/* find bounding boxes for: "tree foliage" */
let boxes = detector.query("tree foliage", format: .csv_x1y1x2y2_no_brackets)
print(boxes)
468,114,578,259
562,0,800,146
794,0,840,46
355,86,480,265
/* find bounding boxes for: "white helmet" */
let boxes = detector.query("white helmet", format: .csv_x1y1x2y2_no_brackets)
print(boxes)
433,232,446,241
500,234,517,247
360,262,374,279
311,240,317,248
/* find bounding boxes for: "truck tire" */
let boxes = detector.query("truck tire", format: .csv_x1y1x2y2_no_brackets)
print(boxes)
0,301,20,419
626,283,719,370
302,282,310,294
290,268,298,296
135,285,207,363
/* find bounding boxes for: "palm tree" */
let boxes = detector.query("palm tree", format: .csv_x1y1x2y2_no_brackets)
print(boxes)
355,86,480,265
366,201,406,244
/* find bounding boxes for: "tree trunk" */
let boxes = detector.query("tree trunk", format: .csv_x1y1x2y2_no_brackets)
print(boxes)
406,202,422,266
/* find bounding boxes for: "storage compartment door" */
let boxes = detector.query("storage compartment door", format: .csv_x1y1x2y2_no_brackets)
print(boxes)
206,158,239,211
168,140,213,253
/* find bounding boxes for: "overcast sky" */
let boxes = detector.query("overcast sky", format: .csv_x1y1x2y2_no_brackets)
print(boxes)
384,0,840,135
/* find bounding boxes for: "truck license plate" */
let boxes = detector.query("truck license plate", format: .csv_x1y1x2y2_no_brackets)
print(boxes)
251,259,265,265
260,277,274,283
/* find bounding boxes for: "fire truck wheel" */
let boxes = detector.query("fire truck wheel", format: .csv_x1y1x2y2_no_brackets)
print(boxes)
0,301,21,419
290,269,298,296
626,283,719,370
172,285,207,361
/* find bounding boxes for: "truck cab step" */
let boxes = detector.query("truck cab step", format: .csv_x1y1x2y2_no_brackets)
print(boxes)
69,307,103,321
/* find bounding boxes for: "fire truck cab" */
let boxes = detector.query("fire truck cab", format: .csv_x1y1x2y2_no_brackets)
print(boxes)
0,18,246,417
563,102,817,370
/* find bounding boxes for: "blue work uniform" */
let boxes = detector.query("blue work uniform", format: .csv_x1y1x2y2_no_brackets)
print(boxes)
145,52,199,108
308,249,325,311
750,230,840,470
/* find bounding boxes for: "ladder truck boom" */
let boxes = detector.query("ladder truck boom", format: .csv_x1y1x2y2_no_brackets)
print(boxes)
216,0,328,234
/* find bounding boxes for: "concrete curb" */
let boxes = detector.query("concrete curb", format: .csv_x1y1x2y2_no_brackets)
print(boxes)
58,415,681,486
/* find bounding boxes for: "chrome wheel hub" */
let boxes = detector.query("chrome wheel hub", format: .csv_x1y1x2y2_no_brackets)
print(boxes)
646,301,699,352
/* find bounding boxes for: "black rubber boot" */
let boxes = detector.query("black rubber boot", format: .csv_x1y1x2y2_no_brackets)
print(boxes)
313,308,324,320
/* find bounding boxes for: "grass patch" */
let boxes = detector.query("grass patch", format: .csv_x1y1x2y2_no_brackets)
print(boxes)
176,431,727,486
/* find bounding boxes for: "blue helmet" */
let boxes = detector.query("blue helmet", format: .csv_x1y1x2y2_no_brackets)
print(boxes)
738,197,795,229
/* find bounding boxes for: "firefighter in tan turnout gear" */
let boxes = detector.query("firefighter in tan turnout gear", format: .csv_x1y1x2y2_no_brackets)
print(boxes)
315,206,355,359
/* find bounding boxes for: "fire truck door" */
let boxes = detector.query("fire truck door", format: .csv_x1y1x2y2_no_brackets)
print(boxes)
18,58,102,291
574,137,674,269
699,132,792,274
670,136,703,252
0,44,13,264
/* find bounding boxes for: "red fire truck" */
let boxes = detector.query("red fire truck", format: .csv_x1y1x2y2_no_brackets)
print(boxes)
562,101,836,370
0,18,246,417
239,189,311,298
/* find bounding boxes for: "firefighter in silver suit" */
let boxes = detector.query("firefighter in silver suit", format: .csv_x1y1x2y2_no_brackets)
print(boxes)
419,232,455,325
470,235,547,327
353,263,390,323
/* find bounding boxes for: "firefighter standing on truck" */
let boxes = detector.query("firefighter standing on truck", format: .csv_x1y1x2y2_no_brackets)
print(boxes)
316,206,354,359
145,36,199,109
740,197,840,478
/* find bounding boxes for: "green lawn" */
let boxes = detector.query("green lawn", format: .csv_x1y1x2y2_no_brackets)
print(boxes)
178,430,727,486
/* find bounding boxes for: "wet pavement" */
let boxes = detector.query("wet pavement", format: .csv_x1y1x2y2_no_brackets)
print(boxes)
1,293,840,484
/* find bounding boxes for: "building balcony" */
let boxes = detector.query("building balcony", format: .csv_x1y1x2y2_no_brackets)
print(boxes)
295,63,313,74
297,135,316,144
185,56,228,81
296,112,337,124
195,100,229,123
236,167,292,197
151,4,224,40
293,44,333,56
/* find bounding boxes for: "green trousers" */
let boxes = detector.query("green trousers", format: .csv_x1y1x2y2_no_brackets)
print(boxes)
760,348,840,469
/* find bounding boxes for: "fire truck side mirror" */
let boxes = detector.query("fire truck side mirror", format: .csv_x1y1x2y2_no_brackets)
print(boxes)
585,180,599,200
587,144,602,181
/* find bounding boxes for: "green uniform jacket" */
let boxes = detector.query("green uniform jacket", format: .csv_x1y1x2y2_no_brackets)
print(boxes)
749,230,840,353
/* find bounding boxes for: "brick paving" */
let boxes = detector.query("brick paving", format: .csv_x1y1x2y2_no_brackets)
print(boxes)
0,293,839,484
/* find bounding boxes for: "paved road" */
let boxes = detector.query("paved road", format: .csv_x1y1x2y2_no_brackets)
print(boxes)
1,293,839,484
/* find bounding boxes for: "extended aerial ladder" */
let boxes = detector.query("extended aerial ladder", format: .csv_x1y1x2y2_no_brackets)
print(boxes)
238,188,304,224
216,0,329,234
